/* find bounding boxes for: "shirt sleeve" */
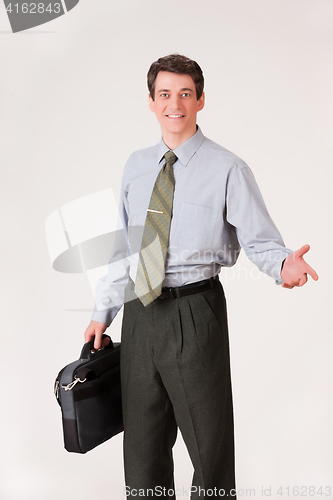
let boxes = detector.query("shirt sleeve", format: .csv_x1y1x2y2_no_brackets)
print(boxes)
91,169,131,326
226,164,293,285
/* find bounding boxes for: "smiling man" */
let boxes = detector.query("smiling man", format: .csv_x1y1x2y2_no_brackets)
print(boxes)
85,54,318,499
148,70,204,149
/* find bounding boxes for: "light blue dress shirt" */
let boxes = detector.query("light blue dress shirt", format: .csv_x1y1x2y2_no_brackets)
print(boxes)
92,126,292,326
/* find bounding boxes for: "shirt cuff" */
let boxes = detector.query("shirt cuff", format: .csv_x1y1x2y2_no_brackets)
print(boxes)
91,306,118,327
275,257,287,286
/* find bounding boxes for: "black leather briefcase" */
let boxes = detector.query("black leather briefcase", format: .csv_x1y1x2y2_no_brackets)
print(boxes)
54,335,122,453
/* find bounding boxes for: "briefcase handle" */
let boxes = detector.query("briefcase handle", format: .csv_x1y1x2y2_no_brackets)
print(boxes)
80,334,113,360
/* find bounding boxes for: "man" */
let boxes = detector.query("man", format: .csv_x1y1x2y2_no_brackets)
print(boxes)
84,54,318,499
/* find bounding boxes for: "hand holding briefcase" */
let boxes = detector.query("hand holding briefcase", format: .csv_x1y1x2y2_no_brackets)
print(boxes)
54,335,122,453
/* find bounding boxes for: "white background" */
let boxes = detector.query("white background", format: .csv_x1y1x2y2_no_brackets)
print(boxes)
1,1,332,499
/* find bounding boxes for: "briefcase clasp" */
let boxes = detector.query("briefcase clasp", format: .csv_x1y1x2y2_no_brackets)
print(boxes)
61,376,87,392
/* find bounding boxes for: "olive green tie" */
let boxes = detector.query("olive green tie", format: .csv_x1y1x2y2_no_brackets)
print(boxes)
134,151,177,306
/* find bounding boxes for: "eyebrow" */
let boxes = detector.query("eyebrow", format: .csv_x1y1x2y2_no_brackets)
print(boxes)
157,87,194,93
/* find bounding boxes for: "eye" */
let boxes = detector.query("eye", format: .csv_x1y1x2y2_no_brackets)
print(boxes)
160,93,169,98
181,93,191,97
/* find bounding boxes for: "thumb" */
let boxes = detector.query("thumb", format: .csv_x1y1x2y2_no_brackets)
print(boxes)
294,244,310,259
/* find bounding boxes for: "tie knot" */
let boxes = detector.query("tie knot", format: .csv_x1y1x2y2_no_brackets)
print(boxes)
164,151,177,167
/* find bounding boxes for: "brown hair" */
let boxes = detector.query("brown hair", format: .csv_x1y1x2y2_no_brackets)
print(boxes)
147,54,204,101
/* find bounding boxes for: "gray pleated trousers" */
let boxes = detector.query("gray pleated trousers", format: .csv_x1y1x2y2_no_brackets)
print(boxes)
120,279,237,499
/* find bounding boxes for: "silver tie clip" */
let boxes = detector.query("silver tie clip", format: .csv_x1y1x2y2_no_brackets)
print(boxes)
147,209,164,214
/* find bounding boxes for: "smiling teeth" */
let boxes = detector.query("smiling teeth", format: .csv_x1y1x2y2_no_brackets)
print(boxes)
168,114,183,118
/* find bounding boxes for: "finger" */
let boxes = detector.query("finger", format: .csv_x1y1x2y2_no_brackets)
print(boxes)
303,262,319,281
294,244,310,259
298,274,308,287
101,337,111,349
84,325,96,344
282,283,294,289
94,329,104,350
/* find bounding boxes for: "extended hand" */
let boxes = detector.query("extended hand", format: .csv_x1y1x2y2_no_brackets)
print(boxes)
84,320,109,350
281,244,318,289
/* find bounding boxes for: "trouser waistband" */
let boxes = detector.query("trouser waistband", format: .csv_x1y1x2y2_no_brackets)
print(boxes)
158,275,219,300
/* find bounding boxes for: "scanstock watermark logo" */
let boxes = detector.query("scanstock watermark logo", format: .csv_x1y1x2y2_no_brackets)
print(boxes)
3,0,80,33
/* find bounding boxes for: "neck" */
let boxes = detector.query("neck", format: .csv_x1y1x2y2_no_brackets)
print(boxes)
162,126,197,150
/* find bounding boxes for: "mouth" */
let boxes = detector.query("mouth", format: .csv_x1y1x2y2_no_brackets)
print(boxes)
166,114,185,119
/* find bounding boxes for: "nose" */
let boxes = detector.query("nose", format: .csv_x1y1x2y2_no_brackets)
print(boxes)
169,94,181,109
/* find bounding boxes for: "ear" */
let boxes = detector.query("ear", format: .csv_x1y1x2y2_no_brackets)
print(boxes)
148,94,155,113
197,91,205,112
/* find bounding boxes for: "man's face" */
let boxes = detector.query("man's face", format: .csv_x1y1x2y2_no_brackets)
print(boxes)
149,71,205,146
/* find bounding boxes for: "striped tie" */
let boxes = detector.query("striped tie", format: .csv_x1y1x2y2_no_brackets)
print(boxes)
134,151,177,306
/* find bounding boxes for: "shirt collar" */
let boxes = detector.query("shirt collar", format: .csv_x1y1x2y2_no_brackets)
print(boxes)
157,125,205,167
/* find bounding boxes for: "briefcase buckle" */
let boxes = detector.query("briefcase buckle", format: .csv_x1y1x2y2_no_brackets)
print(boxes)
61,376,87,392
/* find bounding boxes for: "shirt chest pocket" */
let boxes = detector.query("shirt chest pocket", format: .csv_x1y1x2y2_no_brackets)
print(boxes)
127,185,149,226
174,202,219,251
